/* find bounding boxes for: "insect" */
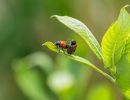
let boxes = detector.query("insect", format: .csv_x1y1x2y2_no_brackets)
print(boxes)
54,40,77,54
66,40,77,54
54,40,68,49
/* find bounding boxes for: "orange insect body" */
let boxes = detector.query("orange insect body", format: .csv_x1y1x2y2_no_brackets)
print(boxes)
54,40,77,54
59,41,67,49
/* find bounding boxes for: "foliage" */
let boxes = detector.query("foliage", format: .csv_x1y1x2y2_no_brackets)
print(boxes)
43,5,130,99
13,52,53,100
101,5,130,74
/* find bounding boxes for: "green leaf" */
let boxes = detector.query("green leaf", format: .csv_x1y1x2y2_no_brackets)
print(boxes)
85,83,115,100
125,36,130,54
51,15,103,60
12,52,54,100
101,5,130,73
43,41,115,83
42,41,58,53
21,52,54,74
101,5,130,99
13,60,50,100
116,53,130,100
43,42,94,68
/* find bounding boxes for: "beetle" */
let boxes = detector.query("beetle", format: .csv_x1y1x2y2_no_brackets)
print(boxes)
67,40,77,54
54,40,77,54
54,40,67,49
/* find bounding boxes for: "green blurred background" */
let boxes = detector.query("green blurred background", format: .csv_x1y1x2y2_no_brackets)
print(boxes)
0,0,130,100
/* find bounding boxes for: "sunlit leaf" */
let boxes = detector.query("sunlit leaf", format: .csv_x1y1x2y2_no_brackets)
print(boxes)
101,5,130,73
124,36,130,54
116,53,130,100
51,15,103,60
102,5,130,99
42,41,58,53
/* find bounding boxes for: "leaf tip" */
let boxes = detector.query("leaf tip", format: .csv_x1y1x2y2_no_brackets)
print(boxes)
124,4,130,8
50,15,59,19
120,5,130,12
42,43,45,46
42,42,48,46
42,41,59,53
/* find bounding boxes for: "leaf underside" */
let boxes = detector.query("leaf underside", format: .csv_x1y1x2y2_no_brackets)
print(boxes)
52,15,103,61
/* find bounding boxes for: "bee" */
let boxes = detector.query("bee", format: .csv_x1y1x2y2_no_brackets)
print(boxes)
54,40,77,54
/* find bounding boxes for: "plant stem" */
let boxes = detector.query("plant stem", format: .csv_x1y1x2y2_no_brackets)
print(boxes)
68,55,116,83
86,62,116,83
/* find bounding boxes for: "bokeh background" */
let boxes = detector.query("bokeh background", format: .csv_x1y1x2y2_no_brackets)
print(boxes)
0,0,130,100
